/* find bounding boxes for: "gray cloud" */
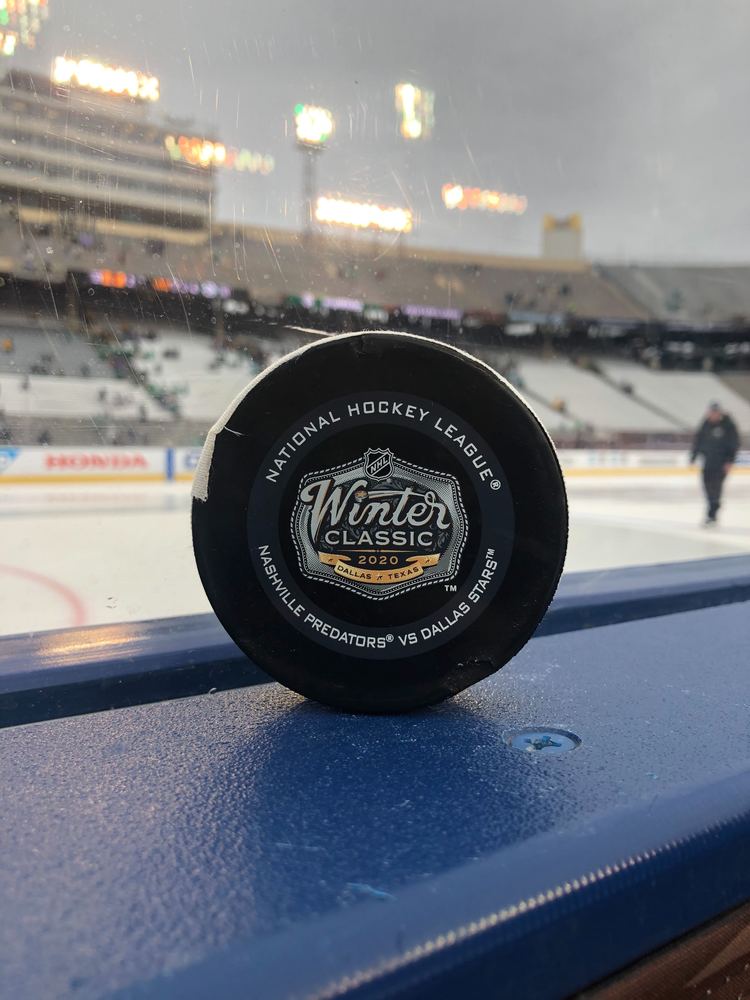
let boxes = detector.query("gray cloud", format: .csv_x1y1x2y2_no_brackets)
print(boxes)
14,0,750,261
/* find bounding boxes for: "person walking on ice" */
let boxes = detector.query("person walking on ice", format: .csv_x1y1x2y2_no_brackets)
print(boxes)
691,402,739,525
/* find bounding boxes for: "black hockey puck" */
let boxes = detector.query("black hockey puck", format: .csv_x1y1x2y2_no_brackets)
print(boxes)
192,331,567,712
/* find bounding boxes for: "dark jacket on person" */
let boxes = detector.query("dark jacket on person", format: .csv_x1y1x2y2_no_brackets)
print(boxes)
691,414,739,470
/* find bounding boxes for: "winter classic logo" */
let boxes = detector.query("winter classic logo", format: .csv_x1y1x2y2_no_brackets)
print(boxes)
292,449,467,599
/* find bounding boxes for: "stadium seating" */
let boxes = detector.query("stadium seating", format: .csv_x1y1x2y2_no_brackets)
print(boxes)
458,345,579,435
515,358,678,432
514,395,579,436
0,209,209,288
1,217,749,446
0,325,111,378
602,265,750,323
0,374,168,423
601,360,750,432
1,325,747,444
0,210,645,324
721,372,750,407
209,226,648,321
131,332,259,422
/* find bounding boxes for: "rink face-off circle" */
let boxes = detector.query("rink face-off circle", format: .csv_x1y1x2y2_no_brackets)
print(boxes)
0,562,86,631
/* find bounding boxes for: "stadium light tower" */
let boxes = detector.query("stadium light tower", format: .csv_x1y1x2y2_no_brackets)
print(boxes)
394,83,435,140
293,104,333,234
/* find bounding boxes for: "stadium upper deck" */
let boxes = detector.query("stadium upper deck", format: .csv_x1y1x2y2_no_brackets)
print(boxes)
0,62,745,454
5,208,750,341
0,67,215,286
601,264,750,326
208,225,649,323
0,68,747,336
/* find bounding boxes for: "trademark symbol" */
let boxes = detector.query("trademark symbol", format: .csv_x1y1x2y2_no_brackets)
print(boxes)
444,584,458,593
490,479,501,490
386,634,394,642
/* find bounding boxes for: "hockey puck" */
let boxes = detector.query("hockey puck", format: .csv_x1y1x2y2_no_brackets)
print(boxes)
192,331,567,712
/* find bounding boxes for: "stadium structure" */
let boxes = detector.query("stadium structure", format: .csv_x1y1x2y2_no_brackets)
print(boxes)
2,31,749,1000
0,67,214,273
0,67,748,451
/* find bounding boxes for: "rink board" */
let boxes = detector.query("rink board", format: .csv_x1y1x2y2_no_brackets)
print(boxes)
0,446,167,483
1,445,749,483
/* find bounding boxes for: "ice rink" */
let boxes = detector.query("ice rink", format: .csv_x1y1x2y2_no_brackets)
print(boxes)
1,472,749,637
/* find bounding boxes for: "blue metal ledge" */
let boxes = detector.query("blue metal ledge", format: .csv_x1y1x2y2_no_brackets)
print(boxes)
1,554,749,727
1,600,749,998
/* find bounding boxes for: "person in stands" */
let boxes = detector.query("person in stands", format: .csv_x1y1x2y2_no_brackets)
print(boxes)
690,402,739,525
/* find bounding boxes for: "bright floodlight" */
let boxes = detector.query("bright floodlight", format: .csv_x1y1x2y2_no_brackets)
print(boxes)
164,135,275,175
395,83,434,140
315,196,413,234
52,56,160,102
0,0,49,54
441,184,528,215
294,104,334,147
0,32,16,57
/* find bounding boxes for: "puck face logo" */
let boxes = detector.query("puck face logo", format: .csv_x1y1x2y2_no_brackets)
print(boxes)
193,332,569,710
292,449,467,599
247,391,515,661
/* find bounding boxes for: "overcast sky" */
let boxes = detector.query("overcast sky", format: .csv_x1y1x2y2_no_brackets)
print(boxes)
14,0,750,262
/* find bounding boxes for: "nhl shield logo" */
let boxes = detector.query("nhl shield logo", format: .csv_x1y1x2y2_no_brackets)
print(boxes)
364,448,393,481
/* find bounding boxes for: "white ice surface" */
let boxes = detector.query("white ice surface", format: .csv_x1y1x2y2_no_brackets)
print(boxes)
0,474,749,636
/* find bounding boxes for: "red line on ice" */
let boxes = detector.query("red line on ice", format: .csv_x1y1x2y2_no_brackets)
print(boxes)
0,563,86,627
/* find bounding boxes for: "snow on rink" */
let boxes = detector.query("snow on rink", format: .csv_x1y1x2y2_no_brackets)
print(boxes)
1,473,749,637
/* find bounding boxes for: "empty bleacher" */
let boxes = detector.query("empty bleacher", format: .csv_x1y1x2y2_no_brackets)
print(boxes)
131,332,259,422
0,324,111,379
0,374,168,423
459,345,579,436
514,359,678,433
210,226,648,322
514,395,579,436
602,265,750,324
600,361,750,432
720,372,750,407
0,224,748,448
0,210,648,324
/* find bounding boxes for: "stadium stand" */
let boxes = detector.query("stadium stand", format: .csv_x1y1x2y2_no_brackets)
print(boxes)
511,358,678,433
721,371,750,406
456,346,579,436
0,412,207,446
602,264,750,324
0,205,206,289
513,395,579,437
0,323,111,378
1,218,749,447
600,360,750,432
210,226,649,321
130,331,260,422
0,211,646,323
0,374,168,423
3,323,748,446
